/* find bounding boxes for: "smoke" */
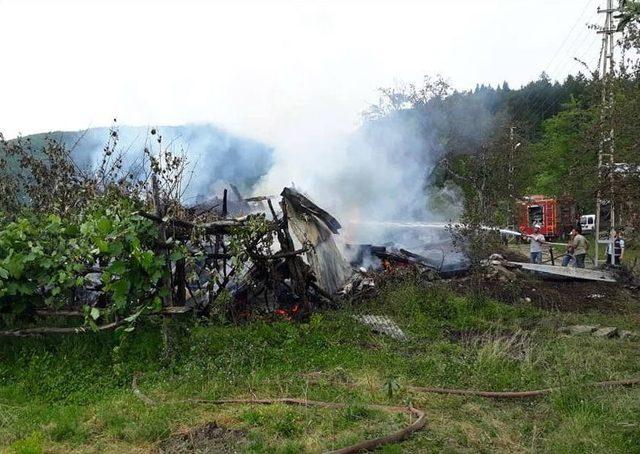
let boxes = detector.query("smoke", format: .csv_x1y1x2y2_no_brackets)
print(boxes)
251,80,507,274
258,104,463,246
46,124,274,202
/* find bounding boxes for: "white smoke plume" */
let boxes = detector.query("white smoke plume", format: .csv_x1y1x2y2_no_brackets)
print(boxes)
257,106,463,246
41,124,275,203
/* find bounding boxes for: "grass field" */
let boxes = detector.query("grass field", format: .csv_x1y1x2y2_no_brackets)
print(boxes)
1,277,640,453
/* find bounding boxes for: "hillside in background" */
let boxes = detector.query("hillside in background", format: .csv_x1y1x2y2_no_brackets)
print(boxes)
4,124,275,202
365,69,639,223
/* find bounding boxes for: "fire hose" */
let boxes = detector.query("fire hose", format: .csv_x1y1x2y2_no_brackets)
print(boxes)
132,375,426,454
133,375,640,452
408,377,640,399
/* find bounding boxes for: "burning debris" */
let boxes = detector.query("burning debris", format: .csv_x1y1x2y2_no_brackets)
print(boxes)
181,186,350,319
146,184,483,320
344,243,468,278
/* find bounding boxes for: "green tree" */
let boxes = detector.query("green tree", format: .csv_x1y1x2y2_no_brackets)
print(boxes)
530,98,598,211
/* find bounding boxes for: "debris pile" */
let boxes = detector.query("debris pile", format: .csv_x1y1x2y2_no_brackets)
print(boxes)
338,271,376,298
344,243,467,278
481,254,520,282
7,187,353,335
177,186,351,319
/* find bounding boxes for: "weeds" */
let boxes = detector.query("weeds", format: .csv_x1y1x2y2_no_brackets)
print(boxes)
0,280,638,452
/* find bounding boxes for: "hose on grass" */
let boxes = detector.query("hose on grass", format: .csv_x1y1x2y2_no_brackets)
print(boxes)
132,375,640,452
408,377,640,399
132,376,426,454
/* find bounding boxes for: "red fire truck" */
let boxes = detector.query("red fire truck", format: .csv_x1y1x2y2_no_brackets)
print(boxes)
518,195,577,239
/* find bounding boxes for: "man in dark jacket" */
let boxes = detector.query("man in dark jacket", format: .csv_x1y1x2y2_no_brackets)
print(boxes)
606,228,625,266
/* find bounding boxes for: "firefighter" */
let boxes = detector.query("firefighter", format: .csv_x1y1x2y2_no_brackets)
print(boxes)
527,224,546,264
606,228,625,266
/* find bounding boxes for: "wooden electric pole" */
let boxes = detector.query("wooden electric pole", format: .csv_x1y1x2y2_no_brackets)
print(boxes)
594,0,618,267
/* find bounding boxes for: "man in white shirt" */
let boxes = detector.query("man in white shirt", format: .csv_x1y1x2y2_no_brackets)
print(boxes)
528,224,546,264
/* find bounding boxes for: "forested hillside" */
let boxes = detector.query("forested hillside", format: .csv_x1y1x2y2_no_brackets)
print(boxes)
364,20,639,226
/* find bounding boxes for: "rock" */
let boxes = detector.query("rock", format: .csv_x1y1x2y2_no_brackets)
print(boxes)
559,325,600,335
593,327,618,338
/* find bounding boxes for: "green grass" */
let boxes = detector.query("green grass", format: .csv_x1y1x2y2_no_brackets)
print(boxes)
1,279,639,453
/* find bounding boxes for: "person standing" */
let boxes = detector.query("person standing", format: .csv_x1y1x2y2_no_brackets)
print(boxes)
528,224,546,264
606,228,625,266
571,226,589,268
561,232,575,267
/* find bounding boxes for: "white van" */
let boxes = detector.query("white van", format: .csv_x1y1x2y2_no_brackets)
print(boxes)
580,214,595,233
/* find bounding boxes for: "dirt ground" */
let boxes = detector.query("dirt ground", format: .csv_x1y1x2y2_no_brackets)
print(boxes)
157,422,247,454
452,274,634,312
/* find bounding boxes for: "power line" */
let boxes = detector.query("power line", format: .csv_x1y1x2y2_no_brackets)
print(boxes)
525,30,601,120
541,0,597,76
519,1,600,120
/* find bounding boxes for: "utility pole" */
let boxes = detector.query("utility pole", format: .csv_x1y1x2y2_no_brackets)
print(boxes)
594,0,618,267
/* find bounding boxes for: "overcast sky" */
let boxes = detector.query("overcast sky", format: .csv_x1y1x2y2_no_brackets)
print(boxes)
0,0,604,143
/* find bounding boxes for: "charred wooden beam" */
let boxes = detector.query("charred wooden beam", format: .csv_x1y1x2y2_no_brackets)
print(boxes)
277,199,312,318
245,195,276,202
34,307,192,318
222,188,228,218
175,258,187,306
0,320,127,337
151,174,173,308
373,249,438,271
398,249,440,271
